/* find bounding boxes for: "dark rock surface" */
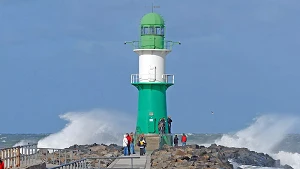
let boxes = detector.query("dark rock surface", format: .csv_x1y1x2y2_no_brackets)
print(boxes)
150,144,293,169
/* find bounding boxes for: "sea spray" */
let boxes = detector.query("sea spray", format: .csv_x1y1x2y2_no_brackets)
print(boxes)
273,151,300,169
214,114,300,168
215,114,298,153
37,109,135,149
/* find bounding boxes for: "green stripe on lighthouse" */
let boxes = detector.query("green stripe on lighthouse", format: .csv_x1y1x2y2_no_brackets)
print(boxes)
133,82,173,134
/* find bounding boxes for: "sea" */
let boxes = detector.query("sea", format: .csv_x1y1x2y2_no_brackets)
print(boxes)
1,110,299,169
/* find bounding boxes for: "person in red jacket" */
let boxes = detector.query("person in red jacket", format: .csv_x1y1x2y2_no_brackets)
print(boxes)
0,158,4,169
126,133,131,155
181,133,187,146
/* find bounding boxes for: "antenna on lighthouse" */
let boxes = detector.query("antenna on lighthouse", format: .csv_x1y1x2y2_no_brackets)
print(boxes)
145,3,160,13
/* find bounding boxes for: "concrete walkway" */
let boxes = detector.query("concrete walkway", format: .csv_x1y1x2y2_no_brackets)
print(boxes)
108,152,151,169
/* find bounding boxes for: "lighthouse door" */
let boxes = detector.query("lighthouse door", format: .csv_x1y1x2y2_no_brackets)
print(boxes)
148,116,156,133
148,65,156,82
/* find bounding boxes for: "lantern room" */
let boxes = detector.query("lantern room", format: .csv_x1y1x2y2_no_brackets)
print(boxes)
140,13,165,49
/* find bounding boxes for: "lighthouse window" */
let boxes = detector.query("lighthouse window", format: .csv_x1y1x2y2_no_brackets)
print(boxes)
141,27,163,35
141,28,144,35
143,27,149,34
156,27,161,35
149,27,155,34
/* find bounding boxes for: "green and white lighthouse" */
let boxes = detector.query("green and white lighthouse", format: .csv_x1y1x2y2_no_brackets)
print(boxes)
125,12,180,146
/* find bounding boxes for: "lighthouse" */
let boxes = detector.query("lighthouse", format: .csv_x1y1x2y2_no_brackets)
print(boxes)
125,12,180,148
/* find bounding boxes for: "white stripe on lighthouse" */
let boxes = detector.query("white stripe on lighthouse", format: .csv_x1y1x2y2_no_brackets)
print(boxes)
134,49,171,83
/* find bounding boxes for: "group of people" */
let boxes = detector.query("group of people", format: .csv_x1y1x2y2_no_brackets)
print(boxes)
158,116,173,134
123,132,147,156
122,132,135,156
173,133,187,147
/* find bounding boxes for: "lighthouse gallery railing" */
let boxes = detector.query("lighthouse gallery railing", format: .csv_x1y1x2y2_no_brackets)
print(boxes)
131,74,174,84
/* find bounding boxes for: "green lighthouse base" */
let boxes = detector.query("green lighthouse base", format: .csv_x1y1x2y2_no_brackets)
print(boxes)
132,82,172,135
132,81,174,149
134,134,173,151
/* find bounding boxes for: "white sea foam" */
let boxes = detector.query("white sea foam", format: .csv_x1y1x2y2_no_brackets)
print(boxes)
37,109,135,149
215,114,300,169
273,151,300,169
14,139,37,146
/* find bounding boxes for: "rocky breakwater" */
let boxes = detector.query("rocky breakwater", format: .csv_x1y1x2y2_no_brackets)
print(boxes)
39,143,123,168
150,144,293,169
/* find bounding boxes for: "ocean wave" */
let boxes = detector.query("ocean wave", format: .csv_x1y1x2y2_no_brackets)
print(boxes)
37,109,135,149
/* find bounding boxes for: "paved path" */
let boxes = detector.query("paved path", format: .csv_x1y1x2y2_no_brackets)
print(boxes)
108,152,151,169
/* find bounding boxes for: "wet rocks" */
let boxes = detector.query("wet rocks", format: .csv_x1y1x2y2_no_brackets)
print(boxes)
150,144,293,169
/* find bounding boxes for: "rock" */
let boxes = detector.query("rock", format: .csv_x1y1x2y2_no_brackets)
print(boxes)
150,144,292,169
282,164,293,169
90,145,107,152
175,149,186,156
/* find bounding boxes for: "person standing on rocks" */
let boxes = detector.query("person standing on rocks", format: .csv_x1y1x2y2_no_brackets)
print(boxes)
162,118,166,134
123,134,128,156
130,132,136,154
167,116,172,133
158,118,163,134
173,135,179,147
126,133,131,155
181,133,187,146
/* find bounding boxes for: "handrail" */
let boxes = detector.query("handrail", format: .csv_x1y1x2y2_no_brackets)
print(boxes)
124,40,181,50
0,144,85,169
131,74,174,84
48,157,141,169
47,158,87,169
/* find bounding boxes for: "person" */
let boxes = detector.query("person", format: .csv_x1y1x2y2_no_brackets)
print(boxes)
0,158,4,169
161,118,166,133
122,134,128,156
173,135,179,147
158,119,164,134
138,134,147,156
130,132,136,154
167,116,172,133
126,133,131,155
181,133,187,146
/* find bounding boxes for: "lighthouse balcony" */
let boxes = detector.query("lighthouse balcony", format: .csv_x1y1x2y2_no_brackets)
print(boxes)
131,74,174,84
124,40,180,50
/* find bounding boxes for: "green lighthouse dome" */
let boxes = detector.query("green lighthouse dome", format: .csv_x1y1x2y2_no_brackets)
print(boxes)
140,13,165,49
141,13,164,26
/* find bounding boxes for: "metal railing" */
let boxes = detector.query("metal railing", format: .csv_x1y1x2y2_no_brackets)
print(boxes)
0,144,86,169
0,144,38,168
124,40,181,50
162,74,175,84
47,158,87,169
48,157,141,169
131,74,174,84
